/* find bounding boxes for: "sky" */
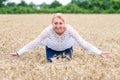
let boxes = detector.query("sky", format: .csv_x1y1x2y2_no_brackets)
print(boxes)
7,0,72,5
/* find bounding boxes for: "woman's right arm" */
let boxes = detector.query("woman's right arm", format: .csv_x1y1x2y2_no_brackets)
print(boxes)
11,28,49,57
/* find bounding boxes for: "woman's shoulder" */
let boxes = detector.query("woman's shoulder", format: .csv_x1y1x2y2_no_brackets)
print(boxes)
66,24,72,27
45,24,53,31
66,24,74,30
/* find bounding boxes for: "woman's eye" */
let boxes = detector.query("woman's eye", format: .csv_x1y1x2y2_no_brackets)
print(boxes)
54,22,58,25
54,22,63,25
59,22,63,25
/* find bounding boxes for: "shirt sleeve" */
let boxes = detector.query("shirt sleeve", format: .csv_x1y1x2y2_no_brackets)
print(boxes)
68,25,102,55
17,27,49,56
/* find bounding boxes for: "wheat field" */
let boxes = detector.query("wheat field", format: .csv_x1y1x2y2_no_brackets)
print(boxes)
0,14,120,80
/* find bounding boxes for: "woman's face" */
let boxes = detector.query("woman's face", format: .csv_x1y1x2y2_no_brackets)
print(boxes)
52,17,65,35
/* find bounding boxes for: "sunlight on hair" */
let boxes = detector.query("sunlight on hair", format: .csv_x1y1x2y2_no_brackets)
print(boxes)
51,13,66,23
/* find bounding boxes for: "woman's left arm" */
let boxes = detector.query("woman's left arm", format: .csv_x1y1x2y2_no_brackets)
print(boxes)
68,25,110,57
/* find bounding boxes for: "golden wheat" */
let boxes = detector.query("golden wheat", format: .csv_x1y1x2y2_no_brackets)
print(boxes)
0,14,120,80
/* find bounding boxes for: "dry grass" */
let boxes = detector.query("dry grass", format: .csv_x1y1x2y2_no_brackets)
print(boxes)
0,14,120,80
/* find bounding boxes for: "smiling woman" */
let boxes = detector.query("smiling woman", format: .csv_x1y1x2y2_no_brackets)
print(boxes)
52,13,66,35
11,13,109,62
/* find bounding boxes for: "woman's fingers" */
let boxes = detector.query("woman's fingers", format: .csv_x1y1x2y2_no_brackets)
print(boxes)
101,52,110,58
10,53,19,58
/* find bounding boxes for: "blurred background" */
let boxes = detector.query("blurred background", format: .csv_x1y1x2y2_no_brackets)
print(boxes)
0,0,120,14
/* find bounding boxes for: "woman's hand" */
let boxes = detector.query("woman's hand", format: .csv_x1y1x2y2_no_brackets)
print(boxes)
10,52,19,58
101,52,110,58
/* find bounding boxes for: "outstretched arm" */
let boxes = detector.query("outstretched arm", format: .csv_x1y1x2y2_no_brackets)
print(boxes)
68,25,109,57
11,28,49,57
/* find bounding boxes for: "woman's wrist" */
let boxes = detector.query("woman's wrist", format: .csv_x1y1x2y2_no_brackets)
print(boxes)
101,51,103,55
16,51,20,57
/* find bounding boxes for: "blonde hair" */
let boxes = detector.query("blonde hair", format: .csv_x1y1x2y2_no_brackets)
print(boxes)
52,13,65,23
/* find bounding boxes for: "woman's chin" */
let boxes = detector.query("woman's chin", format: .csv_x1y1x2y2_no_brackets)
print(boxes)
56,32,63,35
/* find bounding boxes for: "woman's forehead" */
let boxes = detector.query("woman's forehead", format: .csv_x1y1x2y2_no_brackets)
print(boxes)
53,17,64,22
52,13,65,23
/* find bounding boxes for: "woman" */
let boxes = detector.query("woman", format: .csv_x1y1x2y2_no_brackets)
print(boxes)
11,13,109,62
